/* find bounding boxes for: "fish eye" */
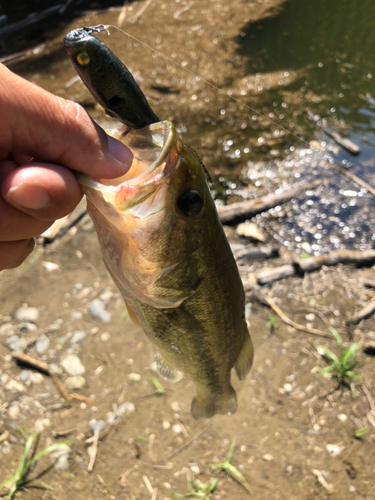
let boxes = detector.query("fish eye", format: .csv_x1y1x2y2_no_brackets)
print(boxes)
177,189,203,217
76,52,91,66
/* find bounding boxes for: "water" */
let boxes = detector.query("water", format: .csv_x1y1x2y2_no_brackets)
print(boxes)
227,0,375,252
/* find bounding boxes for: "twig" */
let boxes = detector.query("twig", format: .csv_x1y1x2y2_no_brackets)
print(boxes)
87,430,100,472
117,1,127,27
217,179,322,225
52,429,76,438
347,299,375,325
259,294,331,339
143,475,154,495
362,384,375,412
166,422,212,459
130,0,154,23
12,352,93,403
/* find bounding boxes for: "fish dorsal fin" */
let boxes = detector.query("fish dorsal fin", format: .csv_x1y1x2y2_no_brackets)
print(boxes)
234,331,254,381
125,301,140,327
155,352,183,382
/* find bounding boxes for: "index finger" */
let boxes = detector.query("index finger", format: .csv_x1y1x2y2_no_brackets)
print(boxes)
0,63,133,179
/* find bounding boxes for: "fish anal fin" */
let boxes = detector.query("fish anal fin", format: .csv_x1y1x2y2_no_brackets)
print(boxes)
156,353,183,382
191,387,237,420
125,301,140,327
234,331,254,381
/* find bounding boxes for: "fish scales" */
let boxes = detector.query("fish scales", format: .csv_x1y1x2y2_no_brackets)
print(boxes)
64,27,254,419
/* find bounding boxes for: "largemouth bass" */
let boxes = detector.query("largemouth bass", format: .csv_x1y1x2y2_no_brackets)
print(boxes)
64,27,254,419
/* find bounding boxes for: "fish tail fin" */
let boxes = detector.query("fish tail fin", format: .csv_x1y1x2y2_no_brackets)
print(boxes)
155,352,183,382
234,331,254,381
191,387,237,420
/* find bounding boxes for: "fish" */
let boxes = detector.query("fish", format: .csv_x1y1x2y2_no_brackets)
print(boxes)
64,26,254,419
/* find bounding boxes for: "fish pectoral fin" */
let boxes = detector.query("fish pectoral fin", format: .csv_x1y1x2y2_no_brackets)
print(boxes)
155,353,183,382
191,387,237,420
234,331,254,381
125,301,140,327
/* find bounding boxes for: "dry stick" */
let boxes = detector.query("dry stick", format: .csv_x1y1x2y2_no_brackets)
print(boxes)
259,294,331,339
252,249,375,285
320,160,375,197
87,430,100,472
166,422,212,459
305,110,360,155
347,299,375,325
12,352,93,404
217,179,322,225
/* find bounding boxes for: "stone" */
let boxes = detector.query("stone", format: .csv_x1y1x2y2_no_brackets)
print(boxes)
17,322,37,333
89,299,111,323
127,373,142,382
51,444,71,470
8,404,20,418
61,354,85,376
90,419,105,434
35,334,50,355
6,335,27,352
65,376,86,390
5,380,25,392
15,306,39,323
70,331,86,344
0,323,14,336
236,222,267,242
29,372,44,385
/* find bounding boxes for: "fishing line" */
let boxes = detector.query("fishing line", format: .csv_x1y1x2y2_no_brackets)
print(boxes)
89,24,375,194
105,24,312,148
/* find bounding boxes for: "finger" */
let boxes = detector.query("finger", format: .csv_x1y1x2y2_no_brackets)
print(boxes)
0,239,35,271
1,163,83,222
0,64,133,179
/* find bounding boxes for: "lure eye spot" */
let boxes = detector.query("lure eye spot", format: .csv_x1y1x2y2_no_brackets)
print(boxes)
177,189,204,217
76,52,91,66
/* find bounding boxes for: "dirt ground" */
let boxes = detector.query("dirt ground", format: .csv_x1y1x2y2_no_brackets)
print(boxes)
1,0,375,499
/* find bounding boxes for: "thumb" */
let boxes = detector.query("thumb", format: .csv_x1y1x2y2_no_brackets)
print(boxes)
0,63,133,179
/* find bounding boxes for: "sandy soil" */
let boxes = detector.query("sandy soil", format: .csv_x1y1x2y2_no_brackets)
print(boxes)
1,0,375,499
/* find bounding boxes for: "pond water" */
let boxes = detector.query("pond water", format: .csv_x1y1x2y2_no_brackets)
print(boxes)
228,0,375,253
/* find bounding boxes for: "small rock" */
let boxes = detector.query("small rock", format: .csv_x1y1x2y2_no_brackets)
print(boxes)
15,306,39,323
171,401,180,412
29,372,44,385
8,403,20,418
70,331,86,344
90,420,105,434
49,363,61,375
51,444,71,470
128,373,142,382
99,290,113,302
0,323,14,336
0,374,9,384
5,380,25,392
89,299,111,323
48,318,63,332
35,334,50,355
71,311,82,321
61,354,85,376
18,322,37,333
263,454,274,461
236,222,267,242
283,383,293,393
326,444,345,457
64,375,86,390
118,402,135,415
172,424,182,434
338,414,347,422
35,418,50,431
305,313,316,321
19,370,30,382
100,332,110,341
41,261,60,272
162,421,171,430
6,335,27,352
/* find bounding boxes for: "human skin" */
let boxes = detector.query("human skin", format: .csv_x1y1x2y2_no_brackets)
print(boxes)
0,63,133,271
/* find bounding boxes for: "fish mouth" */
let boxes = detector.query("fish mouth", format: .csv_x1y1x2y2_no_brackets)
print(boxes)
78,121,178,211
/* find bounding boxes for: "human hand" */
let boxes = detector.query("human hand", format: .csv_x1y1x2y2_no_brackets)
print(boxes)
0,63,133,271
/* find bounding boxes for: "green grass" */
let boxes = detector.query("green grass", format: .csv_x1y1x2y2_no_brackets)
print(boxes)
315,327,363,396
266,314,277,334
208,441,251,494
148,376,165,395
171,474,219,499
0,431,73,499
